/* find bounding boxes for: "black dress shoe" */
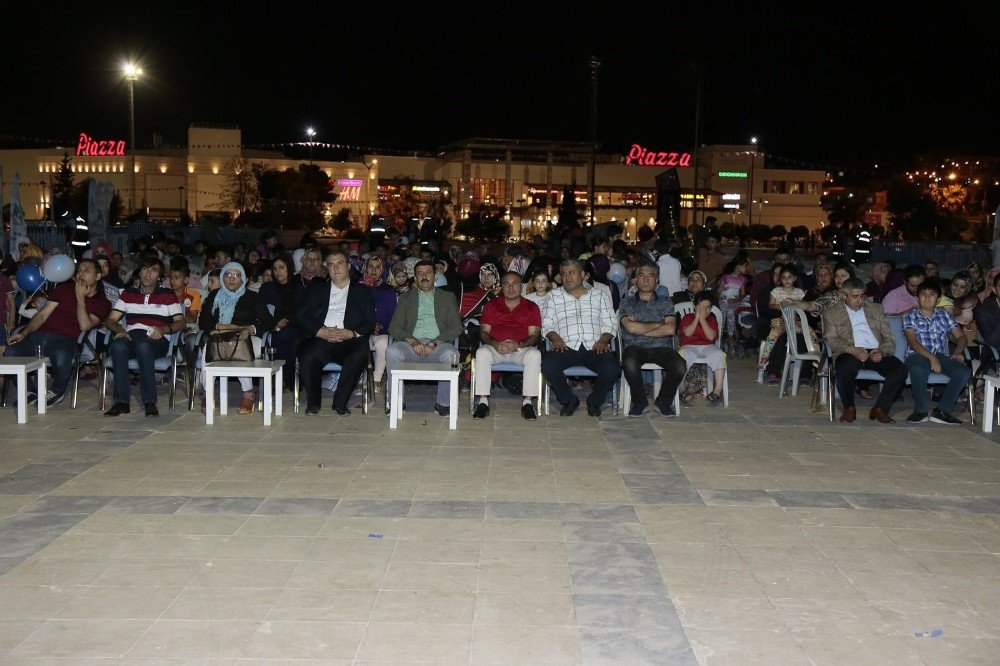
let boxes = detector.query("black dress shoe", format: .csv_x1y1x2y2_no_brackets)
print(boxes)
104,402,130,417
304,404,320,415
332,405,351,415
473,403,489,419
587,402,602,417
144,402,158,417
521,403,537,420
434,403,450,417
559,395,580,416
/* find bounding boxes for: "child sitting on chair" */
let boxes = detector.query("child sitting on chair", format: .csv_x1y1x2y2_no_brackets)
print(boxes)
678,291,726,406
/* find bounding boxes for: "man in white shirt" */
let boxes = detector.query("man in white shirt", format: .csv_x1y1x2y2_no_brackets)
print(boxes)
541,259,620,417
655,241,683,295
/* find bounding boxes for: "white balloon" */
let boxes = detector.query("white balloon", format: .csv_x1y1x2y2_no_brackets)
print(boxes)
292,248,306,273
42,254,76,283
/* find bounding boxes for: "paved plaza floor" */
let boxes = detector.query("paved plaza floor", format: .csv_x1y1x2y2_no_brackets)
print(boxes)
0,357,998,664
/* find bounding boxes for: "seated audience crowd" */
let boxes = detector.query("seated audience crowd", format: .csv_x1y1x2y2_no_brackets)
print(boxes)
0,222,991,428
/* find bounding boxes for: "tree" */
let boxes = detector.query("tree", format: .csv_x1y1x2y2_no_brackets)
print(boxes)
717,221,737,239
331,207,355,232
69,178,124,227
455,203,510,242
251,163,337,230
770,224,788,238
928,183,969,212
51,153,74,216
749,224,771,242
886,176,968,241
556,184,582,232
220,157,263,217
823,189,867,227
377,179,422,233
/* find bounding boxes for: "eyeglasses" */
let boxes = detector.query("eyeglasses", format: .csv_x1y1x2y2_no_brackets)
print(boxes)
223,271,242,279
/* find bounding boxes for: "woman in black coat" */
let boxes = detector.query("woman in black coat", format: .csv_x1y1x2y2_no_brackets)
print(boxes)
199,262,274,414
258,253,307,390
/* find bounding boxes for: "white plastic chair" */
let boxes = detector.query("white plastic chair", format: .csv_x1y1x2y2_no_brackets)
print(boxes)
675,302,729,406
778,304,823,399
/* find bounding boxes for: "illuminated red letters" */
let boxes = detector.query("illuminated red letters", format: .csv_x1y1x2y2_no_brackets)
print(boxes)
76,133,127,157
625,144,692,167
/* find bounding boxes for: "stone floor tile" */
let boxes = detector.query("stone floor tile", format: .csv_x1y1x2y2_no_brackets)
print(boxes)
686,628,810,665
8,618,153,659
358,622,473,662
471,625,582,664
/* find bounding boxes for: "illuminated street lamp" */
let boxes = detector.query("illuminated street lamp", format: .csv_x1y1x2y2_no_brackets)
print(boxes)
361,158,378,226
123,62,143,215
306,127,316,165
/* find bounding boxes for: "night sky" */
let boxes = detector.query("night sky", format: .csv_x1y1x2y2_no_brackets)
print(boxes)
5,5,999,170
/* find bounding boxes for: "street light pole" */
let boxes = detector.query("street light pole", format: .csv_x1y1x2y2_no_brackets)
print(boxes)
588,56,601,227
306,127,316,165
747,136,758,229
362,158,378,228
123,63,142,216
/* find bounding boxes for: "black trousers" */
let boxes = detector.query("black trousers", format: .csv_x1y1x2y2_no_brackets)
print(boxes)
621,346,686,408
541,346,620,407
765,333,813,379
297,336,368,410
834,353,907,412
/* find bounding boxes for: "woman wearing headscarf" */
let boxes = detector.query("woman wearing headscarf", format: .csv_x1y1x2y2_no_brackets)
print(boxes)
434,252,462,303
671,270,709,305
460,262,500,320
258,253,307,390
459,262,501,359
388,261,412,296
360,255,397,390
199,262,274,414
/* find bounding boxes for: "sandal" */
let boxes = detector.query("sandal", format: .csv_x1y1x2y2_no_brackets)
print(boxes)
855,386,873,400
238,391,256,415
706,392,722,406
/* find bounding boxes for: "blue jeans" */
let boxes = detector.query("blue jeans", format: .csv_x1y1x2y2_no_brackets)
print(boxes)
108,330,169,406
4,331,77,397
905,352,971,415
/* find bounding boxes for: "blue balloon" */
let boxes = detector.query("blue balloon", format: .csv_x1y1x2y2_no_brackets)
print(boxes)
608,262,628,284
43,254,76,283
15,264,45,294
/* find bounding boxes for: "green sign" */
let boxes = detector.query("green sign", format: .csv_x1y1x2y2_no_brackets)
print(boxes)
718,171,748,178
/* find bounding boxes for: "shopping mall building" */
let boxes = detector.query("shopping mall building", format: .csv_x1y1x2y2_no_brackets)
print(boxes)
0,125,829,239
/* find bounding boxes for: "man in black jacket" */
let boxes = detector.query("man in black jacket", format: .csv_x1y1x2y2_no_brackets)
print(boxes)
296,251,375,415
973,271,1000,377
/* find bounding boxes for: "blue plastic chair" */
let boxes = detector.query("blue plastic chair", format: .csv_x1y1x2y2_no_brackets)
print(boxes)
99,330,186,411
541,337,620,416
468,340,544,414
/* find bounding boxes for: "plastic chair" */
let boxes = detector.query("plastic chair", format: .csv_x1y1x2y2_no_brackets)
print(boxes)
675,304,730,406
888,315,974,423
188,331,267,410
292,351,372,414
778,304,824,399
71,327,108,408
468,340,544,415
382,335,459,415
99,330,187,411
541,337,620,416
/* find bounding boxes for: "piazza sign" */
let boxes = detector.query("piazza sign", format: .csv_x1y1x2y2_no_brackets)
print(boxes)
76,132,127,156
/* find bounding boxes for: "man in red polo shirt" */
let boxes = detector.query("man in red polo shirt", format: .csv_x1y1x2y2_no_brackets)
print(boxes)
473,270,542,420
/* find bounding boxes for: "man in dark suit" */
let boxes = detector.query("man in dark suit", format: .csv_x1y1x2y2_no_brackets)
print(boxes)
296,250,375,415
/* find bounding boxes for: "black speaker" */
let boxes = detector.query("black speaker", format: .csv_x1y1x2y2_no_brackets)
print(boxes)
655,168,681,236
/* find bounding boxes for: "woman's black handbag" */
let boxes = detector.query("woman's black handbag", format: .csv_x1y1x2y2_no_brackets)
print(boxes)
206,330,254,362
